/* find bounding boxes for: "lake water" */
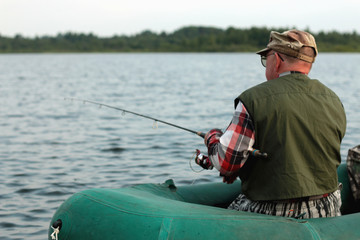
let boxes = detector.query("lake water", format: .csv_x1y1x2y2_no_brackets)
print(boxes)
1,53,359,239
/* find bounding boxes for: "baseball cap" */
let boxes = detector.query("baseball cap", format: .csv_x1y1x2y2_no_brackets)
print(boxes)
256,30,318,63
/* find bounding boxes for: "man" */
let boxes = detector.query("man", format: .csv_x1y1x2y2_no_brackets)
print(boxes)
197,29,346,219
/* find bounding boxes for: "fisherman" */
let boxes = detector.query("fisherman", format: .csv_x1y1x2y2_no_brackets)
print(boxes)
196,29,346,219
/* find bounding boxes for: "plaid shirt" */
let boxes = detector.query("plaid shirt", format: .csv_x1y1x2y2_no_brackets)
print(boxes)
205,102,255,176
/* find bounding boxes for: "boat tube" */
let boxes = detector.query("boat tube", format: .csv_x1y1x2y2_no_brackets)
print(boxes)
48,164,360,239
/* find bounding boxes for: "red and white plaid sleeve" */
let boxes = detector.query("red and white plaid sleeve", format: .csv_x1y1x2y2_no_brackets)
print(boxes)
204,101,255,176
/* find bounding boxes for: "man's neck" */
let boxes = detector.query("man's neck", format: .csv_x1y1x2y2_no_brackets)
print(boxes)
278,63,311,76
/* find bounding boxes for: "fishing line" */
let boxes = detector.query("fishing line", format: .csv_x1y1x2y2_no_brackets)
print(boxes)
189,150,205,185
189,150,205,173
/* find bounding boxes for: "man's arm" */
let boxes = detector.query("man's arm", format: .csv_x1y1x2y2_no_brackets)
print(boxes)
204,102,255,181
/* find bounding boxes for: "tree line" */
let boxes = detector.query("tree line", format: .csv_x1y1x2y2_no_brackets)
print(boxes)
1,26,359,53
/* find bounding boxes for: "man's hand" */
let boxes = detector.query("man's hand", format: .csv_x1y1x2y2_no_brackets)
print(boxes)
221,174,238,184
194,149,213,170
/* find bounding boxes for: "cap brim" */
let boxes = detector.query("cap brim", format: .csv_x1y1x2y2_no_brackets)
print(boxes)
256,47,271,56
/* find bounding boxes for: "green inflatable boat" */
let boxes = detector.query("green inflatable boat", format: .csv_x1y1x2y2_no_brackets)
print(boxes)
48,164,360,239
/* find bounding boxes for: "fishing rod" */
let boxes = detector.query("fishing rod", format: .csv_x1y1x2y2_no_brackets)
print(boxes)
64,97,206,138
65,98,267,158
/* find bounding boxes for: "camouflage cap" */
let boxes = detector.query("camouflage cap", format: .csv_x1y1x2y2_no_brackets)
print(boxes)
256,30,318,63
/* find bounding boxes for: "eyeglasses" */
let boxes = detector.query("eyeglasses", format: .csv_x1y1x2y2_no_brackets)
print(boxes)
261,52,284,67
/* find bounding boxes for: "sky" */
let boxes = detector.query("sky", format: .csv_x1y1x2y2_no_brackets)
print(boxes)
1,0,359,37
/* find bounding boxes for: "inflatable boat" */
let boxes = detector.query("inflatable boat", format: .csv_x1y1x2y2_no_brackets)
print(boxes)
48,163,360,239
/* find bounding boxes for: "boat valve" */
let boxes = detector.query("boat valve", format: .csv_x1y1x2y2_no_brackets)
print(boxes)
52,219,62,230
51,219,62,240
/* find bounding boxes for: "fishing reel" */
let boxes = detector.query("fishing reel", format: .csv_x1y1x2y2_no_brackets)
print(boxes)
194,149,213,170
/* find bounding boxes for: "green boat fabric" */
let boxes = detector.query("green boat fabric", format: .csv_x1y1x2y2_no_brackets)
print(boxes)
49,164,360,239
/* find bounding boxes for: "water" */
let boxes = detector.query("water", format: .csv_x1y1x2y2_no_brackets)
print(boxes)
1,53,359,239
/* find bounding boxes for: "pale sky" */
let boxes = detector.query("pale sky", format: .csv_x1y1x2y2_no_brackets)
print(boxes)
1,0,359,37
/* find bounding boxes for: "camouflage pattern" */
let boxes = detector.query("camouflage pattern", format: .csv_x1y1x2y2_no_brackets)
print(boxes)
256,29,318,63
347,145,360,200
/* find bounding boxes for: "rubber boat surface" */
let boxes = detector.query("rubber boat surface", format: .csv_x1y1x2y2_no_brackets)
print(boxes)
48,164,360,239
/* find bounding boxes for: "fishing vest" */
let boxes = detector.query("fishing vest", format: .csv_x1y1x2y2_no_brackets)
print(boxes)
237,73,346,201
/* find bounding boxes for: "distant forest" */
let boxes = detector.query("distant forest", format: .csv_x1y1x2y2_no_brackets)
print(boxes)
1,26,359,53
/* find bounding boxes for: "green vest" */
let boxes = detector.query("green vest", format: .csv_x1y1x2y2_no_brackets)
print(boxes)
237,73,346,201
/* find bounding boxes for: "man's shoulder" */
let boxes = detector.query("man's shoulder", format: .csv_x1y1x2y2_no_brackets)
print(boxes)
242,74,337,95
239,78,281,99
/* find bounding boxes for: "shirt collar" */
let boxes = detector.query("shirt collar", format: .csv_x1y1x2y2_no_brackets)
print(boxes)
279,71,306,77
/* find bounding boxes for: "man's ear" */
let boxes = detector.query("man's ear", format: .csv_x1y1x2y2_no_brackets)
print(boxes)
275,53,282,72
